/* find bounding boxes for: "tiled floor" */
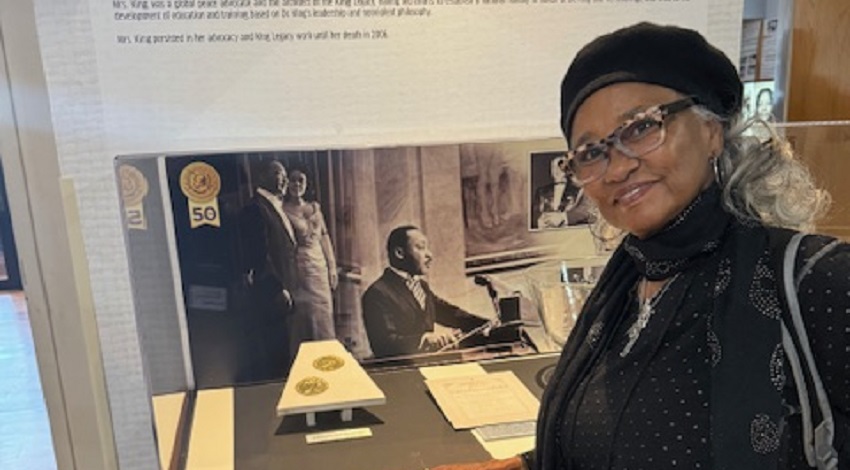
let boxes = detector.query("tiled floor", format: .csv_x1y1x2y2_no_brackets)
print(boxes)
0,291,57,470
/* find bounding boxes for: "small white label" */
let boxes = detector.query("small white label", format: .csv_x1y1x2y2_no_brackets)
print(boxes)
305,427,373,444
476,421,536,441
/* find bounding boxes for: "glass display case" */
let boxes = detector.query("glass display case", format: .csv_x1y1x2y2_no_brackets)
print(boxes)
116,137,608,469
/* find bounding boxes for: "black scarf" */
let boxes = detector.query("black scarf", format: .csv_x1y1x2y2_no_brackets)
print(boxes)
534,185,791,469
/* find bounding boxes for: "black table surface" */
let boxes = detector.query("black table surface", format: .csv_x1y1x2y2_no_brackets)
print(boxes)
231,353,560,470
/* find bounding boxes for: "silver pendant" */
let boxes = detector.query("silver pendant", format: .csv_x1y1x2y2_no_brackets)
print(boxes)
620,273,680,358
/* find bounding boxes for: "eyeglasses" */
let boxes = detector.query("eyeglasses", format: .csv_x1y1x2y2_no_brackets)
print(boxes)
565,96,698,186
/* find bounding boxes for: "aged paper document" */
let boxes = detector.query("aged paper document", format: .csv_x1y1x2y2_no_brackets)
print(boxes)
425,371,539,430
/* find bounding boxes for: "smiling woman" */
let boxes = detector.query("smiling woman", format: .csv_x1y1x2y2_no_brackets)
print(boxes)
570,83,722,239
435,21,849,470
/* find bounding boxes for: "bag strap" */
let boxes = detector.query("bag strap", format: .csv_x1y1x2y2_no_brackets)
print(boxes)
778,232,839,469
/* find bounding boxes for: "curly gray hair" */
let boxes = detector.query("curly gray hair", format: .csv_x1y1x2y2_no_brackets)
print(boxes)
693,106,831,231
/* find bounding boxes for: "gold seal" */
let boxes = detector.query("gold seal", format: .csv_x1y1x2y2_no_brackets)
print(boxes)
179,161,222,228
179,162,221,203
313,355,345,372
119,164,149,206
296,376,329,396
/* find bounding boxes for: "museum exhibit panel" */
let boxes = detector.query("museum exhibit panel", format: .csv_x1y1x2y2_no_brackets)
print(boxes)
1,0,849,469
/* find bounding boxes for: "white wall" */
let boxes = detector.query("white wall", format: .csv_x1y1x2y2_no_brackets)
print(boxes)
0,1,123,468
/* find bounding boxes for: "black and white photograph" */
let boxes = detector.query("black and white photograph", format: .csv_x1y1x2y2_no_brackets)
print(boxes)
755,82,775,121
529,151,592,231
742,80,776,123
145,139,586,387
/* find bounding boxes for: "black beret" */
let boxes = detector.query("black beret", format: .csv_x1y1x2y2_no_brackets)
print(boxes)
560,22,743,145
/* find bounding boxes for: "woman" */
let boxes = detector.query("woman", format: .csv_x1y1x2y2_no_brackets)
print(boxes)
757,87,775,122
436,23,848,470
282,168,339,340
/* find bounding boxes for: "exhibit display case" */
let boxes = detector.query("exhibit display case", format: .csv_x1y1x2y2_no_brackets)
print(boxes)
115,136,614,468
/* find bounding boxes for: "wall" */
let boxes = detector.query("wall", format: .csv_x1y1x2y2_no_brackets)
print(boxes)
0,1,120,468
787,0,850,240
788,0,850,121
785,124,850,241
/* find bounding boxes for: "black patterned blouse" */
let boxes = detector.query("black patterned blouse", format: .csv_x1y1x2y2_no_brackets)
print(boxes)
558,235,850,469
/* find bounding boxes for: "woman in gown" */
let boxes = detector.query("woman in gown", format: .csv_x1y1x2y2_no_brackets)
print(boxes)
283,169,339,341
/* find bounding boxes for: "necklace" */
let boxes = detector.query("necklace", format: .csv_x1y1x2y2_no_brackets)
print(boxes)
620,273,681,357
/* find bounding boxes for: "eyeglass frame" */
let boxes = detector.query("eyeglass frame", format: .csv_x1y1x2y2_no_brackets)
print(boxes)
564,96,700,186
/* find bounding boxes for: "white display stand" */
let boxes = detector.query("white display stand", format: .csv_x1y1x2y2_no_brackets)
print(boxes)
277,340,386,427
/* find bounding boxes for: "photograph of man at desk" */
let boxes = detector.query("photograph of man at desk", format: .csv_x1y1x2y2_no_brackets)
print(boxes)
362,225,494,358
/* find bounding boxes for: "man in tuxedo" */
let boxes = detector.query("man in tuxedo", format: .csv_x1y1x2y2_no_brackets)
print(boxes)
534,155,592,229
362,225,487,358
239,160,301,381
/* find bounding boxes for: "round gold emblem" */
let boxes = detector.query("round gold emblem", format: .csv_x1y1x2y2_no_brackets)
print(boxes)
118,164,149,206
313,355,345,372
296,376,329,396
179,162,221,203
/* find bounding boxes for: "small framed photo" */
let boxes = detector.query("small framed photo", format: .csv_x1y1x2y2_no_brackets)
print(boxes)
528,151,591,231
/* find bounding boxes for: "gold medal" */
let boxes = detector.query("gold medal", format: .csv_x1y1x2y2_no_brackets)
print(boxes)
313,355,345,372
179,162,221,203
118,164,149,230
296,376,329,396
179,162,222,228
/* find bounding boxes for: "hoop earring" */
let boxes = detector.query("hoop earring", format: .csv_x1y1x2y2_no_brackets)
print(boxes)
711,155,723,186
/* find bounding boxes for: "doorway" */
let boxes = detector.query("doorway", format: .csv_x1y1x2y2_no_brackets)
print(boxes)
0,159,21,290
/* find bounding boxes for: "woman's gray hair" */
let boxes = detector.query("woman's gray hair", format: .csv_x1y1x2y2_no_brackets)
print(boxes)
693,105,831,231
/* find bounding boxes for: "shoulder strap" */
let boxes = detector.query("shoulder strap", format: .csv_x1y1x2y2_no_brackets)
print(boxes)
776,231,838,469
